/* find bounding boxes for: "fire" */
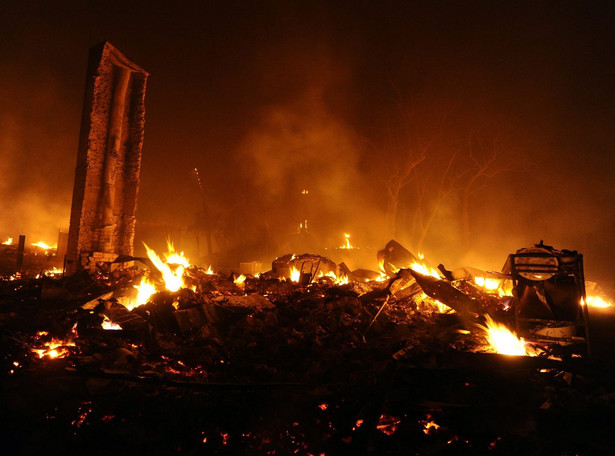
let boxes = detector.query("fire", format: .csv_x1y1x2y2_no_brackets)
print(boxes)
31,241,57,250
43,267,64,276
377,259,389,281
584,295,613,308
234,274,246,289
418,293,452,313
164,240,190,268
419,415,441,435
143,242,188,292
339,233,354,249
205,265,214,275
473,276,513,297
480,315,532,356
317,270,349,285
410,261,441,279
376,414,401,436
290,266,300,283
101,315,122,330
474,276,500,291
32,337,75,359
127,276,157,311
2,237,13,245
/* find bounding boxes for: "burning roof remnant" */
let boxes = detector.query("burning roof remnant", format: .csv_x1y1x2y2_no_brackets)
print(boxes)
66,42,149,274
2,240,615,453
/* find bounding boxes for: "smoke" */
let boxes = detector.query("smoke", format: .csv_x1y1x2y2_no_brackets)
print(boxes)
238,86,361,207
0,65,76,243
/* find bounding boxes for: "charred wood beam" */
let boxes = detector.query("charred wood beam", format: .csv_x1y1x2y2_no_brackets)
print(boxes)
409,269,484,318
377,240,418,276
15,234,25,274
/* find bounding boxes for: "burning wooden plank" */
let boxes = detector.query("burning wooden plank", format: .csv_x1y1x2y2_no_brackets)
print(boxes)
409,268,484,317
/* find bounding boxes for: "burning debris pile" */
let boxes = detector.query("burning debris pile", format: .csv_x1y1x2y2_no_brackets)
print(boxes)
2,240,615,454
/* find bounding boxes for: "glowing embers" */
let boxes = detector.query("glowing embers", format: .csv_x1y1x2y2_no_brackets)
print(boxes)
478,315,535,356
31,331,75,359
419,414,441,435
38,267,64,278
143,241,190,292
376,414,401,435
415,292,453,314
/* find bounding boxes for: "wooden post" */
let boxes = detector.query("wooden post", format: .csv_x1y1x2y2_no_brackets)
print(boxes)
15,235,25,274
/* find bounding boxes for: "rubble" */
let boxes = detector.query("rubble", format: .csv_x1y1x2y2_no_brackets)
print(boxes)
2,240,615,454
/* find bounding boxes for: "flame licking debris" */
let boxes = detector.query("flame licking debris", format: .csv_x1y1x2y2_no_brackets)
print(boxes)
31,241,57,250
290,266,301,283
130,276,157,310
143,241,189,292
584,295,613,308
479,315,533,356
102,315,122,330
31,331,76,359
2,238,611,453
234,274,247,289
2,237,13,245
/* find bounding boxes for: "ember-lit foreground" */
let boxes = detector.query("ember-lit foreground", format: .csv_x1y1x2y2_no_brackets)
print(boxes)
2,241,615,454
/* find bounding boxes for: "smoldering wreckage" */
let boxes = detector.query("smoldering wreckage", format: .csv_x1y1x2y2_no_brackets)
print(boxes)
3,43,615,455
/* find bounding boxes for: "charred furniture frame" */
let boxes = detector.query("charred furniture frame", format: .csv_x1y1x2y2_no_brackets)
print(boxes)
506,247,591,356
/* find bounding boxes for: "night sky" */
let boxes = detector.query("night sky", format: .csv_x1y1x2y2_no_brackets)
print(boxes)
1,1,615,289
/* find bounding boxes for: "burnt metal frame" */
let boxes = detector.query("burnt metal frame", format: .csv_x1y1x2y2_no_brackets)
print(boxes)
508,251,591,356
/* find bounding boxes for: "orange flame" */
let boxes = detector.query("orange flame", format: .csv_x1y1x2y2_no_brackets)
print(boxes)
2,237,13,245
410,261,441,279
234,274,247,289
317,270,349,285
144,242,188,292
31,241,56,250
102,315,122,330
290,266,301,283
480,315,533,356
42,267,63,277
417,292,452,313
125,276,157,311
32,337,75,359
474,276,513,297
583,295,613,309
339,233,354,249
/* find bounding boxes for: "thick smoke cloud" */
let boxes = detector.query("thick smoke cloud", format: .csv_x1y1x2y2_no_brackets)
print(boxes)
0,66,75,243
1,1,615,291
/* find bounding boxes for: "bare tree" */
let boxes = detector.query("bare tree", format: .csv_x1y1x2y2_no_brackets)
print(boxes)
459,133,510,247
409,149,467,251
380,81,450,240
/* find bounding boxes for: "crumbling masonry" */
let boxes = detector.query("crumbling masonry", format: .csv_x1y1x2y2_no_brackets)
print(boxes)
66,42,149,273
